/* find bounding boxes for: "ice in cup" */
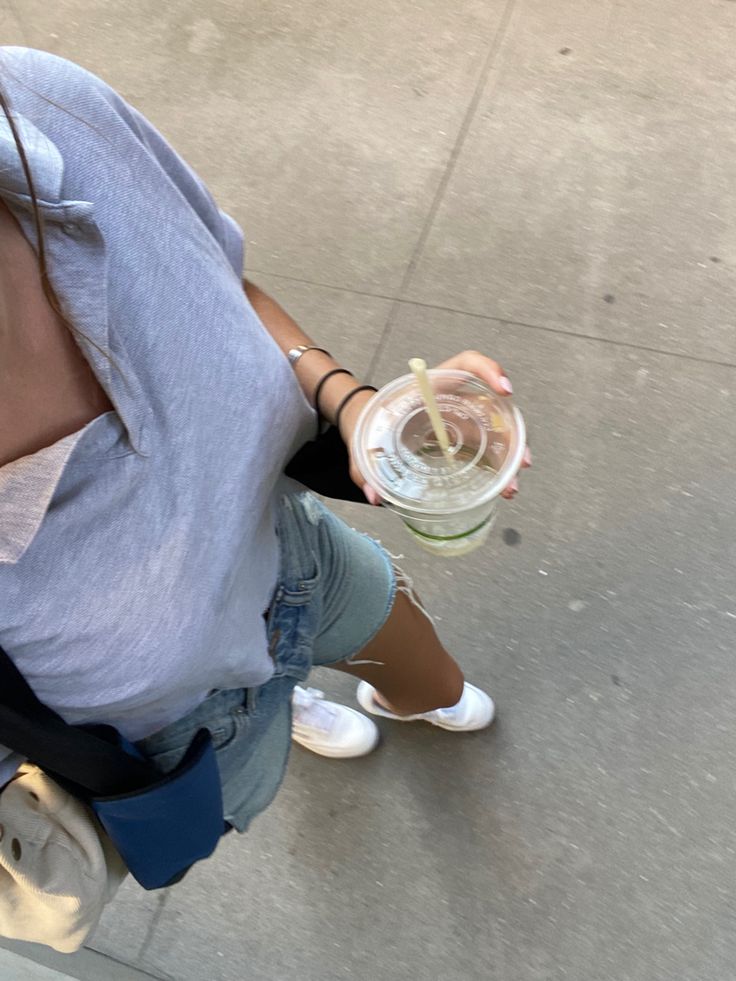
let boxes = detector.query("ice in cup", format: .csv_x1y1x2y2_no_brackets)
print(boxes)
352,369,526,557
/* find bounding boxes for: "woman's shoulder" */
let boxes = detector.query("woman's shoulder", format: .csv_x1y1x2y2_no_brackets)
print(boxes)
0,47,132,152
0,48,245,281
0,47,139,145
0,47,105,100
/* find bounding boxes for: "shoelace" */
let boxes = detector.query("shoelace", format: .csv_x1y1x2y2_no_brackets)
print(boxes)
292,686,337,734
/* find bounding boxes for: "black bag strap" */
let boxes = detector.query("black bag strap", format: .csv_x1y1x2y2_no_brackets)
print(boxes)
0,644,156,797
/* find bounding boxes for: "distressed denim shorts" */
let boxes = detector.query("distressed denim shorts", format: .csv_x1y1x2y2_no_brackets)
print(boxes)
135,490,396,832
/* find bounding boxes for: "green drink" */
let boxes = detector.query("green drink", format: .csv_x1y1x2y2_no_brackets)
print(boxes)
352,370,525,557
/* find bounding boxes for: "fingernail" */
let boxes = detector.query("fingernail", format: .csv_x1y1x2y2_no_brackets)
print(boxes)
509,478,519,493
499,376,513,395
363,483,381,506
523,447,532,466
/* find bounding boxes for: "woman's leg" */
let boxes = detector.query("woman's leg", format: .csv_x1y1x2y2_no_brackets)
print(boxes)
328,586,465,717
283,490,466,719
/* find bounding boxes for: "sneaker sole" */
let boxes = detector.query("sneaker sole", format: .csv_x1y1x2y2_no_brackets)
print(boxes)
356,681,496,732
291,729,381,759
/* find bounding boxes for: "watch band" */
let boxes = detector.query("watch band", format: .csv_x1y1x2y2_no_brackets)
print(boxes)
287,345,332,367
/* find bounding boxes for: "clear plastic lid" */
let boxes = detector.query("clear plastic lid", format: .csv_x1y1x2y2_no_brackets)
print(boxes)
352,370,526,515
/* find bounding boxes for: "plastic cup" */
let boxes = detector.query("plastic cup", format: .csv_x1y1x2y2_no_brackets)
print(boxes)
352,369,526,557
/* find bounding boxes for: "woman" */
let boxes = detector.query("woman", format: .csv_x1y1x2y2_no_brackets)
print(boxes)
0,47,529,836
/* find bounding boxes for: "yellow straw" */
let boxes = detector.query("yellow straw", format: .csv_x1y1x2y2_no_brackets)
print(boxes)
408,358,453,462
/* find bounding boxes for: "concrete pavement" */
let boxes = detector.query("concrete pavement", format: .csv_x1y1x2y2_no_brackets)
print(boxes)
1,1,735,979
0,940,160,981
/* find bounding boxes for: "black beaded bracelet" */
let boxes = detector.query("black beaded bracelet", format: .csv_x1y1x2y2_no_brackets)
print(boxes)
335,385,378,434
313,368,354,432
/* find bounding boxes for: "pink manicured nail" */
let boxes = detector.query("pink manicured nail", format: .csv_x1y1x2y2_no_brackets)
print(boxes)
499,376,513,395
509,478,519,493
523,447,532,466
363,483,381,506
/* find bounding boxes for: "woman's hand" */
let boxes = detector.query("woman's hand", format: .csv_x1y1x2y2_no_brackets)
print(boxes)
341,351,531,504
434,352,531,500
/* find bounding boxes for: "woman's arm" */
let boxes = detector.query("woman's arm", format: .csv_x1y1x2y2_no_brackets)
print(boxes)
242,279,374,431
243,280,530,501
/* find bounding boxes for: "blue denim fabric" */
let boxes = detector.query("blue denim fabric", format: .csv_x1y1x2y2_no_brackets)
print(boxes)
136,492,395,831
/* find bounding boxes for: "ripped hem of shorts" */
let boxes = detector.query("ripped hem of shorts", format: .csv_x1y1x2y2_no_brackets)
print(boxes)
341,545,435,667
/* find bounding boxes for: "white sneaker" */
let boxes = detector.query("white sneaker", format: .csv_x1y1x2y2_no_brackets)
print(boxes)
356,681,495,732
291,686,380,758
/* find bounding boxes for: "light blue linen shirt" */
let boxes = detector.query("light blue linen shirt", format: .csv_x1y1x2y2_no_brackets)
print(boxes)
0,48,314,782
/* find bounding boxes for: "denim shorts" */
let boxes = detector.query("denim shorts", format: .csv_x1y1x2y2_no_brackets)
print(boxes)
135,490,396,832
